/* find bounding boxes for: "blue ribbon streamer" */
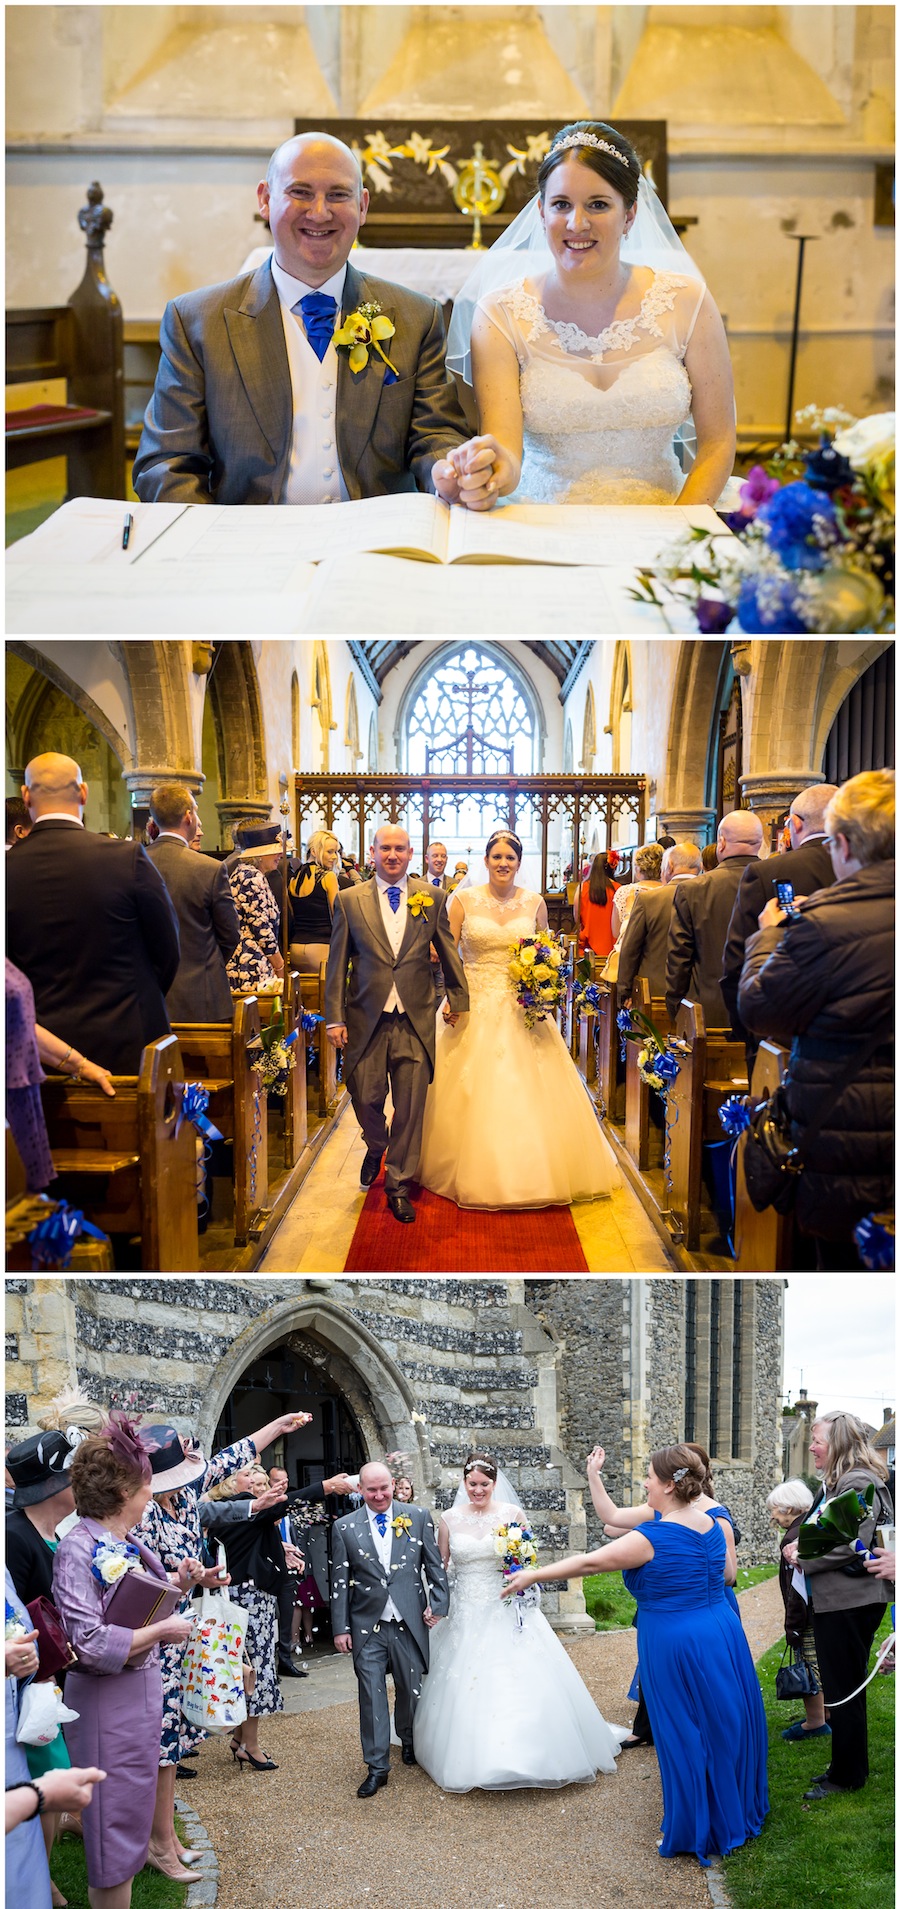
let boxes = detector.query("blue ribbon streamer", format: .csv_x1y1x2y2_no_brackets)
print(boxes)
180,1082,224,1143
300,1012,322,1033
28,1201,108,1270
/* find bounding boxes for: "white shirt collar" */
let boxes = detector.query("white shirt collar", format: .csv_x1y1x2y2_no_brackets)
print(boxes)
155,831,189,844
375,874,409,893
31,813,84,827
270,255,348,315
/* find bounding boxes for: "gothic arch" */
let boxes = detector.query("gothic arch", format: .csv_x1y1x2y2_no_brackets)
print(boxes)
291,671,301,771
345,676,361,766
204,642,268,799
811,640,894,770
311,642,334,771
580,682,597,772
367,711,379,771
395,642,546,769
7,641,132,770
663,640,731,809
608,642,633,773
563,719,574,772
195,1296,436,1485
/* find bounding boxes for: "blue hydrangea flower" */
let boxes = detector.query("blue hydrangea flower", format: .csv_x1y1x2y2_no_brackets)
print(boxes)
757,482,835,571
736,578,810,634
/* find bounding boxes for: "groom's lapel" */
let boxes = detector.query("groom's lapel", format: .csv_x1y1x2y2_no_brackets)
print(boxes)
397,881,431,960
357,879,394,963
336,263,392,485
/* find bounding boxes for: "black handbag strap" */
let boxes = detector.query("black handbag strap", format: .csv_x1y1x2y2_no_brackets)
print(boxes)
785,1014,893,1166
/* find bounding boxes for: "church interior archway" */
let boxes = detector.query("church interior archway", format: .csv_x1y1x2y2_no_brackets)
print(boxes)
214,1332,367,1487
6,649,132,835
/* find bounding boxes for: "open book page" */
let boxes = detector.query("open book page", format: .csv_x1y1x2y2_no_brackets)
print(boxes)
297,554,695,635
444,502,732,568
139,493,452,566
5,499,189,566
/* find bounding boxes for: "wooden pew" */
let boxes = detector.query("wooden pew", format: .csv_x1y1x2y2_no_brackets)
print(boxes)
733,1040,795,1273
624,977,673,1171
254,972,308,1169
592,979,625,1122
299,961,339,1118
171,997,268,1247
38,1035,198,1271
6,183,125,498
663,1001,749,1252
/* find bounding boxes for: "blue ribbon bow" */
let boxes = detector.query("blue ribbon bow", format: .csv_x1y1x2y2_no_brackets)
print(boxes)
28,1201,108,1270
718,1094,751,1139
180,1082,224,1143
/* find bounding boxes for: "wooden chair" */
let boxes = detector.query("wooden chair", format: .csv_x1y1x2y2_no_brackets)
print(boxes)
38,1035,198,1272
6,183,125,498
624,977,674,1171
171,998,268,1247
733,1041,795,1272
299,962,339,1118
664,1001,748,1251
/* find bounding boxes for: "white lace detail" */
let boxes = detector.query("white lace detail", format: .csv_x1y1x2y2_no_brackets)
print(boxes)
441,1507,521,1613
505,272,689,362
456,887,541,1008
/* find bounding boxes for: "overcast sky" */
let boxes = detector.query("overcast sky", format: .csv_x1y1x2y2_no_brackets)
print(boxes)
782,1274,895,1429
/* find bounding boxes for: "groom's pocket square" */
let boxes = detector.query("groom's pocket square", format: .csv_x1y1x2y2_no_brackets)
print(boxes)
383,368,398,387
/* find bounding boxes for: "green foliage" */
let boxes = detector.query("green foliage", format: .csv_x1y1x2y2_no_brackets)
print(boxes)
723,1610,894,1909
51,1829,189,1906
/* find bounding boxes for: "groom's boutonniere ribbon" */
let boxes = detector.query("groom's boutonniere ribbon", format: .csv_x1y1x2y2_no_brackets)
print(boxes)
406,891,435,920
333,302,399,383
391,1514,413,1536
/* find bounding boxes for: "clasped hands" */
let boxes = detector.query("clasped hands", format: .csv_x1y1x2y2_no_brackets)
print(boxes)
432,435,518,512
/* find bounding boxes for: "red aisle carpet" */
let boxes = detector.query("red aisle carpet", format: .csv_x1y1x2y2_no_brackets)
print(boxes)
343,1180,589,1273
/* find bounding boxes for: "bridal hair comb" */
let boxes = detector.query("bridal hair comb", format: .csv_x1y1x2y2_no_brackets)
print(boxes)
672,1466,689,1481
464,1455,498,1479
549,133,635,169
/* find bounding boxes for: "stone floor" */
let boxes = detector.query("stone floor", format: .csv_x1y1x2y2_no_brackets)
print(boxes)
256,1100,676,1274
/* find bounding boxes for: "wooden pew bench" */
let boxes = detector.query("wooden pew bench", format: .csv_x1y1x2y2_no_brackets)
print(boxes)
624,977,674,1172
253,972,308,1169
298,962,339,1119
38,1034,198,1271
733,1040,795,1273
663,1001,748,1252
171,997,268,1247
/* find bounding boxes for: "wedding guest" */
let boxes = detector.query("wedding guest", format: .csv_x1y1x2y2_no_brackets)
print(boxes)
6,959,115,1195
5,1761,105,1838
286,830,342,973
6,1431,80,1907
507,1446,767,1865
617,842,703,1005
423,842,449,889
5,1567,53,1909
766,1478,830,1741
666,809,763,1027
133,131,470,508
202,1468,304,1770
393,1476,415,1503
737,770,894,1267
720,782,838,1063
226,826,285,991
263,1461,353,1676
6,754,180,1074
6,795,32,847
576,854,620,960
610,841,663,942
52,1417,196,1900
780,1411,893,1800
701,843,719,871
146,782,239,1022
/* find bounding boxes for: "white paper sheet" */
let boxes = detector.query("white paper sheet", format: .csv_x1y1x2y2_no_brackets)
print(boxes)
297,555,697,635
141,494,451,566
5,498,189,566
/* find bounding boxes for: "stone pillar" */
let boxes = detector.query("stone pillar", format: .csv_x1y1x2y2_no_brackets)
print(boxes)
554,1487,596,1634
740,772,825,848
6,1279,79,1430
653,808,717,844
216,799,273,850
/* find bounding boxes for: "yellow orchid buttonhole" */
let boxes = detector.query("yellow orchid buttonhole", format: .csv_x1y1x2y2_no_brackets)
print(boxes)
334,301,399,379
406,890,435,918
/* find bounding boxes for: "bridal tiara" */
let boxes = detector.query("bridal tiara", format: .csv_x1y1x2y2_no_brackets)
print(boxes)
549,133,635,168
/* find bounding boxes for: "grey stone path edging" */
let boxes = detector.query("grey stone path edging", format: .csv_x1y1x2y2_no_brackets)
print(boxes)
175,1791,219,1907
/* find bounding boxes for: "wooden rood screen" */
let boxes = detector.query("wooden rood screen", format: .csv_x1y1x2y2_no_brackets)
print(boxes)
294,774,646,890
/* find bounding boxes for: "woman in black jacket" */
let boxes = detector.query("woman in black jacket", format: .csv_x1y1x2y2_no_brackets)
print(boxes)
737,770,894,1268
202,1467,302,1771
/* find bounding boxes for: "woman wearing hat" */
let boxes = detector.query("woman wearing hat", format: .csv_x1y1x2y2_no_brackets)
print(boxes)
225,825,285,993
6,1428,80,1906
137,1409,310,1875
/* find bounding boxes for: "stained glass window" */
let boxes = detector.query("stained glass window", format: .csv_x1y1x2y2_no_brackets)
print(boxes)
405,645,536,774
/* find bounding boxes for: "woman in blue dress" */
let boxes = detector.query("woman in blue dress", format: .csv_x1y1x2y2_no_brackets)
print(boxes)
502,1444,768,1866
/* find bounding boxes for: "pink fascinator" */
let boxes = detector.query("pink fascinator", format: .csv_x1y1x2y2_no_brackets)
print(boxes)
104,1411,151,1482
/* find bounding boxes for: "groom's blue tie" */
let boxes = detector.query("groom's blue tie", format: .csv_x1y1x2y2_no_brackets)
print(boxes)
374,1512,388,1536
386,886,401,913
298,292,337,362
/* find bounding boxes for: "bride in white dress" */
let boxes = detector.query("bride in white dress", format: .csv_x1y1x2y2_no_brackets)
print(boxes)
417,829,618,1208
413,1454,627,1792
437,119,735,511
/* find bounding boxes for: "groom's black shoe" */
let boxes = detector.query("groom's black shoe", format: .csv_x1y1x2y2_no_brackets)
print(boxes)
401,1744,417,1766
360,1148,384,1188
278,1654,306,1678
357,1769,390,1797
387,1192,416,1223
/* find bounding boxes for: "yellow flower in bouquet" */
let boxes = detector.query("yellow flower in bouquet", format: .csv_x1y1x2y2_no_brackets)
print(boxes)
532,962,553,982
519,945,536,969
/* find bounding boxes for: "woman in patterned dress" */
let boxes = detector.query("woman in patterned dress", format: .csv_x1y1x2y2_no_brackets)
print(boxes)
137,1411,308,1872
226,829,285,992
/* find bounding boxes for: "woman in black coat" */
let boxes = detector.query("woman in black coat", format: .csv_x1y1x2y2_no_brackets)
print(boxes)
202,1467,303,1771
737,770,893,1268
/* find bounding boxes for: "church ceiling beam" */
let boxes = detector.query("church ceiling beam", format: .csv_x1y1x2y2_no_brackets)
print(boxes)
351,640,583,689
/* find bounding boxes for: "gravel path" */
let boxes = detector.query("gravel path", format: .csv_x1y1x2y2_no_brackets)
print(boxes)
183,1577,785,1909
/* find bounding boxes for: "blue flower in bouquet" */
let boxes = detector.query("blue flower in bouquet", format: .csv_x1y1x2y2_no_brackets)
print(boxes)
696,596,735,632
736,576,811,634
804,439,857,494
757,482,836,570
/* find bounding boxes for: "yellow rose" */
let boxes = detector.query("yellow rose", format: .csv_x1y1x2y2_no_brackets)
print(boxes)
532,962,552,981
509,960,524,982
519,946,536,968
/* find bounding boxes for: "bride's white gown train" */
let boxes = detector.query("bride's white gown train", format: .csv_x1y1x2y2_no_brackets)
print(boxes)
417,885,618,1208
413,1506,627,1791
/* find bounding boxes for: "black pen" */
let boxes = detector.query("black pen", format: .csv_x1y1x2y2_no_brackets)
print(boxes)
122,512,133,550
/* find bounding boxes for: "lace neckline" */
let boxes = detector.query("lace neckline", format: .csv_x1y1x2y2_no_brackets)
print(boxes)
511,270,689,359
465,884,529,915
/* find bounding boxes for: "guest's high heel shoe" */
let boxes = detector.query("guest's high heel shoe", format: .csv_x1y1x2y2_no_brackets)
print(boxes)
240,1747,279,1771
145,1847,196,1882
230,1742,249,1770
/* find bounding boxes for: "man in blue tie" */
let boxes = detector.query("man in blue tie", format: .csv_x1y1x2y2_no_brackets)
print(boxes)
134,132,481,508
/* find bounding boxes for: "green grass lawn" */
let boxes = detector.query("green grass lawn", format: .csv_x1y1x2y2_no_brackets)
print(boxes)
583,1562,777,1630
723,1608,894,1909
50,1824,189,1908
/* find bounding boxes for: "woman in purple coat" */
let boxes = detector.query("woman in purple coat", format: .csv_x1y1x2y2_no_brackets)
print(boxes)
51,1417,194,1908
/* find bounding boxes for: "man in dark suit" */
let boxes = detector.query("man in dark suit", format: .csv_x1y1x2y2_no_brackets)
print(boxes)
618,840,703,1003
666,809,764,1029
720,782,838,1061
7,752,180,1074
146,782,240,1020
133,133,479,509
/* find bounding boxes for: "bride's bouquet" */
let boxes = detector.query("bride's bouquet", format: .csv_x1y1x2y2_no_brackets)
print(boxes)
508,936,568,1029
496,1517,540,1627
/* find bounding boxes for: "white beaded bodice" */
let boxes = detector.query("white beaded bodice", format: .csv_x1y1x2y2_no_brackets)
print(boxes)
443,1508,514,1611
479,270,703,506
457,887,541,1005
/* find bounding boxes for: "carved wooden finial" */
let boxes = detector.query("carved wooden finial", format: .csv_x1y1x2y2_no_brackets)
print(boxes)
78,181,113,251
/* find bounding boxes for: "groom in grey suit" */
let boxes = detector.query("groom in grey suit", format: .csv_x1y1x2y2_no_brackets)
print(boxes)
325,825,469,1223
331,1462,449,1796
133,132,484,508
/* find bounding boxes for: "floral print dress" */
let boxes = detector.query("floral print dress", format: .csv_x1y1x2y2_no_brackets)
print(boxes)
226,863,282,991
137,1435,256,1766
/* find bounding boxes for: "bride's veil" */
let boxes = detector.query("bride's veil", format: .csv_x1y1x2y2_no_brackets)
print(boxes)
450,1466,524,1513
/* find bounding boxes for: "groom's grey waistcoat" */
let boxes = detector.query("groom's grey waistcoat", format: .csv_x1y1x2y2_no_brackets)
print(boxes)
325,878,469,1083
330,1502,449,1669
132,258,468,505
